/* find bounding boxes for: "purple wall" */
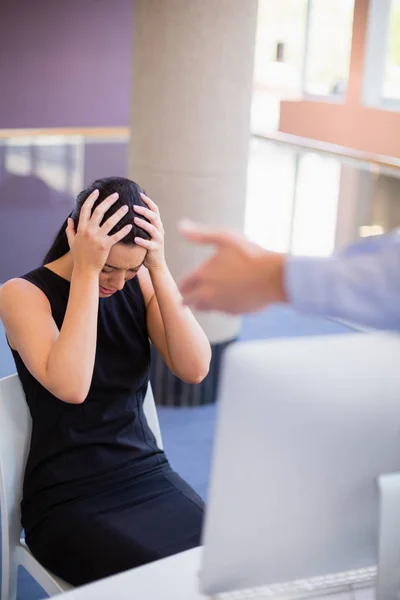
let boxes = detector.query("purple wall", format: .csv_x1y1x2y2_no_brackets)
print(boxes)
84,142,129,187
0,0,133,129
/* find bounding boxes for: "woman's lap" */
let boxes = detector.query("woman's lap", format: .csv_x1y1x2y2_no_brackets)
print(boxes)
27,469,204,586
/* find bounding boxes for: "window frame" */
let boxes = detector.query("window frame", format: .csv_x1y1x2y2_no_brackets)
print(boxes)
363,0,400,110
301,0,354,103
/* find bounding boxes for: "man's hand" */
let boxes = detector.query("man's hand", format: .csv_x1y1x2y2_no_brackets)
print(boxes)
178,220,287,315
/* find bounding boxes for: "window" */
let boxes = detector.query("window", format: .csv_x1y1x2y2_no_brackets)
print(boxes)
252,0,308,132
363,0,400,108
245,139,341,256
303,0,355,98
383,0,400,100
289,152,340,256
253,0,307,87
252,0,355,133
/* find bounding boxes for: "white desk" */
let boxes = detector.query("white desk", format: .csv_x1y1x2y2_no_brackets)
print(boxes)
56,547,206,600
54,548,376,600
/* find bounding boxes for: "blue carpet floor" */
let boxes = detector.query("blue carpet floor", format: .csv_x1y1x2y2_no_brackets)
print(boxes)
0,306,354,599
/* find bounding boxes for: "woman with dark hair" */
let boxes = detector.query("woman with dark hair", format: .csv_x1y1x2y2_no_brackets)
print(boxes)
0,176,211,586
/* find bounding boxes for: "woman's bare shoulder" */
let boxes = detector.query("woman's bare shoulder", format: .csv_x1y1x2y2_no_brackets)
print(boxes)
0,277,50,318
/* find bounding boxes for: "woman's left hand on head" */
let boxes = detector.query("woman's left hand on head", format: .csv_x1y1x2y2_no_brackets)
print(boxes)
133,194,166,270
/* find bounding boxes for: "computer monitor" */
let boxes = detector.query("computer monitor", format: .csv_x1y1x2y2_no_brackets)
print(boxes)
200,332,400,596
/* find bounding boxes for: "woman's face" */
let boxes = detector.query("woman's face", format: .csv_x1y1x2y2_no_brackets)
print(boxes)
98,243,147,298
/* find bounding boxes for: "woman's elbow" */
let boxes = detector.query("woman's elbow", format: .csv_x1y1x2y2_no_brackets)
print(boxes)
191,370,209,385
50,384,88,405
63,393,87,405
181,361,210,385
195,349,212,383
45,366,89,404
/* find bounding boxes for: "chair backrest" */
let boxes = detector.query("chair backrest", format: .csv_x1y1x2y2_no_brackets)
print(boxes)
0,374,162,572
0,374,32,579
143,382,163,450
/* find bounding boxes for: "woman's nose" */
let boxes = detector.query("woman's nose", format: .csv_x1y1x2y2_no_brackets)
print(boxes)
112,272,126,291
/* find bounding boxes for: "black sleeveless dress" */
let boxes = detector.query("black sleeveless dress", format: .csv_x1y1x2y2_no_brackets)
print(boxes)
11,266,204,586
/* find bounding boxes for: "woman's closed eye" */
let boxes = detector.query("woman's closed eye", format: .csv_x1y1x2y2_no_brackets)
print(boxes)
101,267,140,275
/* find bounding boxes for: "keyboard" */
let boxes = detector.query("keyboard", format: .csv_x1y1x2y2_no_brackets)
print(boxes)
215,566,376,599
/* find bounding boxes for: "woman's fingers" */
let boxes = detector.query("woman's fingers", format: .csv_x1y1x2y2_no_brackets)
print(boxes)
78,189,100,228
139,194,160,216
89,193,119,227
100,204,129,235
75,191,163,253
134,204,161,225
134,216,159,239
65,218,76,249
134,236,153,249
110,224,133,244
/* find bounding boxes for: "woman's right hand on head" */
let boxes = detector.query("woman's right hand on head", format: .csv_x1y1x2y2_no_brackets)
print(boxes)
66,189,132,275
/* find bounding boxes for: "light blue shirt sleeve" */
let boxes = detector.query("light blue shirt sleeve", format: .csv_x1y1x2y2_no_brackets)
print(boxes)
285,230,400,331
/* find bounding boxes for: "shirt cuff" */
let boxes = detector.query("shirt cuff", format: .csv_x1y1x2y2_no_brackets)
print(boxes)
284,255,336,317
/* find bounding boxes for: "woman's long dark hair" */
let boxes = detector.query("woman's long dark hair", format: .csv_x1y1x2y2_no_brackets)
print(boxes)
43,177,151,265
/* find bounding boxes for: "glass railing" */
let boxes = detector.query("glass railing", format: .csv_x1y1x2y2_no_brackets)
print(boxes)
1,128,400,283
246,133,400,257
0,129,129,283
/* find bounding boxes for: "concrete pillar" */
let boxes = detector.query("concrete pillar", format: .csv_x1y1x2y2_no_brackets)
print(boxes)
129,0,258,405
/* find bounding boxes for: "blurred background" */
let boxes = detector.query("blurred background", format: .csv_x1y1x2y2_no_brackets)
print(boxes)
1,3,400,595
1,0,400,279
